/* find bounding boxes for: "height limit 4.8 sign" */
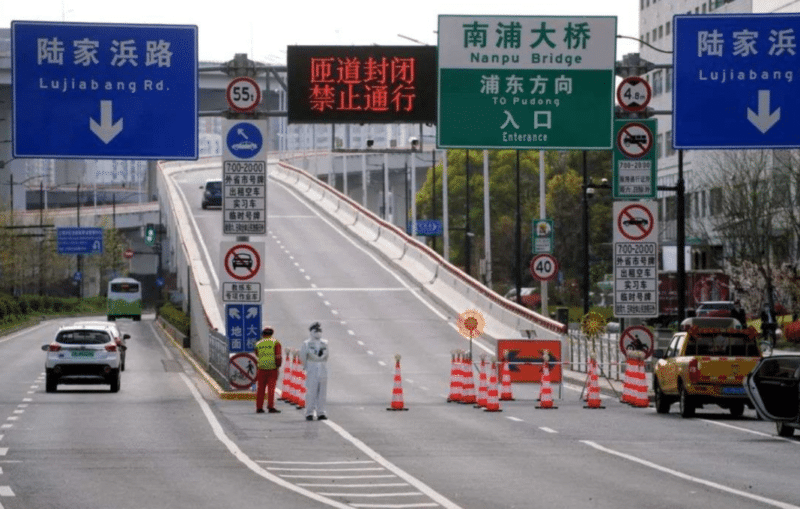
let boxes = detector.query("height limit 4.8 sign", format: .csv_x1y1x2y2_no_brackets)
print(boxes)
613,201,658,318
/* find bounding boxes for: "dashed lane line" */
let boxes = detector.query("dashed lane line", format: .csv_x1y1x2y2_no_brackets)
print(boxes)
581,440,800,509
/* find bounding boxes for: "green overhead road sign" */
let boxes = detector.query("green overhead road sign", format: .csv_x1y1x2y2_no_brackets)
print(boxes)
437,15,617,150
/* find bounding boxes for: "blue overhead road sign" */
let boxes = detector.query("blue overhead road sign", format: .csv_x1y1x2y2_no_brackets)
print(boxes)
12,21,198,159
57,227,103,255
674,14,800,149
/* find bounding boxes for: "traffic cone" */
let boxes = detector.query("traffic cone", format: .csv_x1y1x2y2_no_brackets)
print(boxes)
536,353,558,409
620,356,634,405
629,352,649,408
297,364,306,409
290,351,301,406
484,360,502,412
461,354,476,405
387,354,409,411
499,354,515,401
475,355,488,409
280,351,292,402
584,357,605,409
447,351,462,403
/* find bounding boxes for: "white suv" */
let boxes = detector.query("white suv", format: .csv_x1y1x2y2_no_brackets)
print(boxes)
42,325,123,393
72,321,131,371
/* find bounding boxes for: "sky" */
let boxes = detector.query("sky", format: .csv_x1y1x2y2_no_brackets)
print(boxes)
1,0,641,63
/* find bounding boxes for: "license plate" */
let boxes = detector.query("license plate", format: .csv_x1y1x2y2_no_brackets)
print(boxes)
71,350,95,358
722,386,745,396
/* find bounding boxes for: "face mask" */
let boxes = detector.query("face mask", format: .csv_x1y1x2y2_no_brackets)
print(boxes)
312,331,322,339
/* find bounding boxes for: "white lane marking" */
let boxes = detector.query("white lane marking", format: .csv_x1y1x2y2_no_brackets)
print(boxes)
348,330,355,336
0,426,11,430
275,178,449,322
298,483,409,488
318,491,423,498
0,486,14,496
700,419,800,445
266,287,409,292
506,416,523,422
324,301,331,306
323,420,463,509
0,436,4,442
539,427,558,434
0,450,6,457
0,322,48,344
378,361,387,367
22,399,32,403
581,440,800,509
351,504,438,509
176,372,353,509
259,461,376,465
268,467,386,472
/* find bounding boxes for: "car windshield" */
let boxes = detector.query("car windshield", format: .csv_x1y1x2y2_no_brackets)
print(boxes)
57,330,111,345
685,333,758,356
206,181,221,192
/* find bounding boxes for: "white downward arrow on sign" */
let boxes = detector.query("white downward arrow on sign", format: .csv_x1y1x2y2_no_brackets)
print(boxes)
747,90,780,134
89,100,123,143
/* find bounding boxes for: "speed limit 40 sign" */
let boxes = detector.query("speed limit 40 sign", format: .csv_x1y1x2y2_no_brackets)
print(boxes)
530,254,559,282
227,76,261,113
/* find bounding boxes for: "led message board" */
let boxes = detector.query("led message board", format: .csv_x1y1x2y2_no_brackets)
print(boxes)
287,45,437,123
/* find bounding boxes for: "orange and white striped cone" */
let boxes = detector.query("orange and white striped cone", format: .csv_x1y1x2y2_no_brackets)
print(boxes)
280,351,292,402
536,352,558,409
620,355,634,405
460,354,477,405
629,352,649,408
475,355,488,409
584,356,605,409
387,354,409,411
447,351,461,403
297,364,307,409
290,351,302,406
484,359,502,412
499,353,515,401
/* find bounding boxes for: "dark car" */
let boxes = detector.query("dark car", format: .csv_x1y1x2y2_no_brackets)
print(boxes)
200,179,222,209
745,354,800,437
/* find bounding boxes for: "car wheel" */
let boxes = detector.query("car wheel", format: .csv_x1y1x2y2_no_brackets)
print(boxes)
108,316,116,321
109,370,121,393
202,203,207,210
679,383,695,418
45,373,58,393
654,379,671,414
776,422,795,437
133,315,141,322
728,402,745,417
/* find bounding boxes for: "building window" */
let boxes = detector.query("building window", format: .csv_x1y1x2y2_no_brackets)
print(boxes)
652,70,663,96
666,196,676,218
659,25,664,39
657,133,663,159
666,68,673,93
665,130,675,156
666,21,671,35
709,188,722,216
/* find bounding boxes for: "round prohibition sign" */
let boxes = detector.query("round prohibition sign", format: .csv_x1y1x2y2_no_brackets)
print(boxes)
619,325,655,359
617,77,652,112
530,254,559,282
224,244,262,281
226,76,261,113
617,122,653,159
229,352,258,390
617,203,654,241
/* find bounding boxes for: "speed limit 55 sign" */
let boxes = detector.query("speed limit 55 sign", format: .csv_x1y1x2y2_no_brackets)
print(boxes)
226,76,261,113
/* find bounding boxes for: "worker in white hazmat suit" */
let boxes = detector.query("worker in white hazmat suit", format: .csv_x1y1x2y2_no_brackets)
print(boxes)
300,322,329,421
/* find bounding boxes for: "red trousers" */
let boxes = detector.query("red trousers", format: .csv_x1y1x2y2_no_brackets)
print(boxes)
256,369,279,410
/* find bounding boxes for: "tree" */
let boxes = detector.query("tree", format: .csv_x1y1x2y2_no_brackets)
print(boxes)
415,149,613,298
697,149,800,317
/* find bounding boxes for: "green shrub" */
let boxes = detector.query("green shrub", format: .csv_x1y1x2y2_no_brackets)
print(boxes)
159,302,190,336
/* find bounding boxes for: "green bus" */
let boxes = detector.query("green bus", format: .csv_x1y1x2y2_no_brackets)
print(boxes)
107,277,142,321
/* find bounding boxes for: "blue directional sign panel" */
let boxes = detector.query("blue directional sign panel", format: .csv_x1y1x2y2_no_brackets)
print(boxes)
12,21,198,159
674,14,800,149
407,220,443,236
225,304,262,353
57,227,104,255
